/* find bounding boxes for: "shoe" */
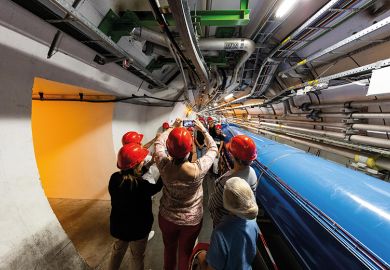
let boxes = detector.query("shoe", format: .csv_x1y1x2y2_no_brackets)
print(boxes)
148,231,155,241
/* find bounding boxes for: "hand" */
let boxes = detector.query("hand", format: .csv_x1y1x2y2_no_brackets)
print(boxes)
194,119,207,132
173,118,182,128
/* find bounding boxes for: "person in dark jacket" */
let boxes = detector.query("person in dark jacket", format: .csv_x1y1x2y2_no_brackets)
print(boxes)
108,143,163,270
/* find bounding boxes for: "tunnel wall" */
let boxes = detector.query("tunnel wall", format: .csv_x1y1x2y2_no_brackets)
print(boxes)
0,1,185,267
112,102,188,153
0,49,88,270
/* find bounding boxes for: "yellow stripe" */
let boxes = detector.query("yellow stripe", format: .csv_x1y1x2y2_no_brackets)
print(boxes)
307,80,319,86
366,158,376,169
281,36,291,45
297,59,307,66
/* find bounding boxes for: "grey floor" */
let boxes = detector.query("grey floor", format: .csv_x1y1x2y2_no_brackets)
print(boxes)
49,175,215,270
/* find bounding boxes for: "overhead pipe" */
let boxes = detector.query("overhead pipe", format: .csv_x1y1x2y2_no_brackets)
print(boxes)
199,38,255,84
204,0,213,38
252,0,343,95
303,99,390,110
131,27,255,89
167,0,210,87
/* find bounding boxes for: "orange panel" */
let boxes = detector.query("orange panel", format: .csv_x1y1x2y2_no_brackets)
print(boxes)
32,78,116,200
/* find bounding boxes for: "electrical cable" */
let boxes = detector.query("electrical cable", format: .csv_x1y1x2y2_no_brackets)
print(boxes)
147,0,198,80
32,93,185,103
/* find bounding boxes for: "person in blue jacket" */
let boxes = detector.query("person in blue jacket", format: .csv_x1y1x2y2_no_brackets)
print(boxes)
199,177,259,270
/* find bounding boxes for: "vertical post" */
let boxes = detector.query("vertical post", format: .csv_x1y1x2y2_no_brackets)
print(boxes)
240,0,249,10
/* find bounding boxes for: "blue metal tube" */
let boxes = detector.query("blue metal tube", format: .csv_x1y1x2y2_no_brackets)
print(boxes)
224,125,390,269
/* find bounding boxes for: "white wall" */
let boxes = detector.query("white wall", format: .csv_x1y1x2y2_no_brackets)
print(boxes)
0,45,87,270
112,102,187,153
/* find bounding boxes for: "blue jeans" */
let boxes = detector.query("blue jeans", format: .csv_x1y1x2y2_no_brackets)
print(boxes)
196,146,207,159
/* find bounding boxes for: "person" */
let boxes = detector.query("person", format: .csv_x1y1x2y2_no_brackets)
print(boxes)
121,131,160,183
187,126,195,162
212,124,226,175
154,118,218,270
121,131,161,240
207,117,217,139
122,130,157,150
195,117,207,159
198,177,259,270
209,135,258,227
162,122,170,132
108,143,163,270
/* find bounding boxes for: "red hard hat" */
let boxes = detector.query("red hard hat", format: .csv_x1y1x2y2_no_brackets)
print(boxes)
215,124,222,130
117,143,149,170
122,131,143,145
207,117,213,122
162,122,170,129
166,127,193,158
198,117,205,121
226,135,257,161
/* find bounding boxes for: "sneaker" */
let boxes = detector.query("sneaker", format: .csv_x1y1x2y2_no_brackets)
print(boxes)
148,231,155,241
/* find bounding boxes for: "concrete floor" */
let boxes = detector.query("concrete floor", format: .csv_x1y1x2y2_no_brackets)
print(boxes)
48,175,215,270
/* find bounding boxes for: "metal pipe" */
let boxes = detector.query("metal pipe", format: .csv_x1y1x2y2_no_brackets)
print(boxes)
259,122,346,139
233,123,390,171
262,129,390,171
307,100,390,110
258,118,345,129
131,28,255,87
200,38,255,84
244,111,390,120
261,129,356,157
352,113,390,119
205,0,212,38
352,124,390,133
376,159,390,171
167,0,209,86
350,135,390,149
47,0,167,88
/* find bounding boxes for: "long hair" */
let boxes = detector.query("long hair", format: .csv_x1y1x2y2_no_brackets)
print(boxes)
119,168,140,190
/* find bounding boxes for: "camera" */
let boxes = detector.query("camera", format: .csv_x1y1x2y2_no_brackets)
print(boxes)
183,120,194,127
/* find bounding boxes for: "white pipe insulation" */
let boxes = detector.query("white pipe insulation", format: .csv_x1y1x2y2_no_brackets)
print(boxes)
131,27,256,86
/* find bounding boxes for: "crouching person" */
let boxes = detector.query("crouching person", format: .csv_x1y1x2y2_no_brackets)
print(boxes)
108,143,163,270
199,177,259,270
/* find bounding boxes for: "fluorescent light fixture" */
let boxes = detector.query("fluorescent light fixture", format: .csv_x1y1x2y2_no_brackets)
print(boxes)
275,0,298,18
224,93,234,101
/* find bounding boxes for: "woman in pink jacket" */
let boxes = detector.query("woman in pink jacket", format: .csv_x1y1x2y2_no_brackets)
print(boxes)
154,119,218,270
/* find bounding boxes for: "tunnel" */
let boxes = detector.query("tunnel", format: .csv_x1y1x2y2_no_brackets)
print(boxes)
0,0,390,269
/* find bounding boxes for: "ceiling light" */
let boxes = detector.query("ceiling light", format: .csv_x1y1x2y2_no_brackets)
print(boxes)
275,0,298,18
213,102,218,107
224,93,234,101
